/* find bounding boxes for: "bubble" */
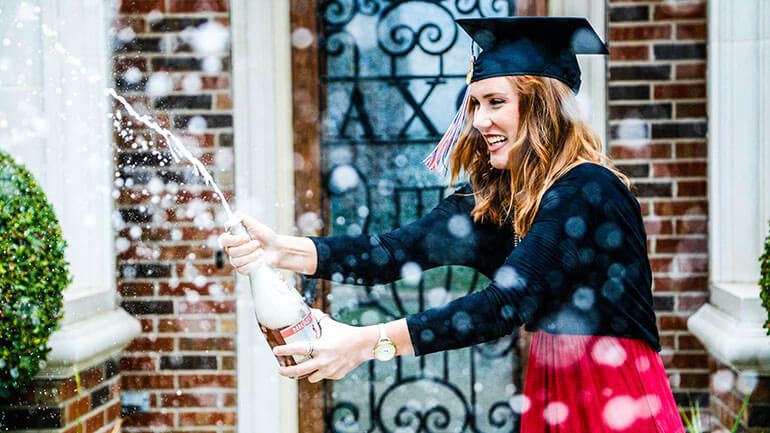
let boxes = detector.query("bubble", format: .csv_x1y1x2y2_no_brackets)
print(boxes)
712,369,734,393
400,262,422,286
736,370,758,395
426,287,449,307
117,26,136,42
297,211,322,234
186,21,230,54
542,401,568,425
181,73,203,93
572,287,595,311
201,56,222,73
616,118,646,141
123,67,142,84
636,394,661,419
357,206,369,218
635,356,651,372
335,216,345,225
451,311,472,333
591,338,627,367
129,225,142,239
216,148,234,168
596,222,623,250
564,216,586,238
329,164,359,194
146,72,172,97
122,265,136,279
494,266,522,289
602,395,637,430
187,115,207,134
171,228,183,241
394,154,408,167
509,394,531,414
448,214,471,238
291,27,314,49
159,34,179,53
360,310,380,326
115,237,130,253
185,290,200,303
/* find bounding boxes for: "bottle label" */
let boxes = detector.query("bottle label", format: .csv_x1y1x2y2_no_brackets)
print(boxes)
280,311,322,343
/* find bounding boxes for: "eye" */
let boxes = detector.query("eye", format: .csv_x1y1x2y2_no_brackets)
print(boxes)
490,98,505,106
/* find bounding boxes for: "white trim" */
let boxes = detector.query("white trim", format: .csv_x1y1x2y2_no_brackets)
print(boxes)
689,0,770,373
548,0,608,149
231,1,297,432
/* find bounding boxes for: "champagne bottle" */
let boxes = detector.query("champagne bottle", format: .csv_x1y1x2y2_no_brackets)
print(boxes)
229,223,321,369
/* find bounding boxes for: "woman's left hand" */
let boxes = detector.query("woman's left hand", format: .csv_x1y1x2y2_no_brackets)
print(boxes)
273,309,377,383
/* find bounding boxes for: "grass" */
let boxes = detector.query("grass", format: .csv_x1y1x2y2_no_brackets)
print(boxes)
680,392,752,433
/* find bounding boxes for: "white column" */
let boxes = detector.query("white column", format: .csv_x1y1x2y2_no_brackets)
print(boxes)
231,0,298,432
0,0,139,376
549,0,608,148
688,0,770,373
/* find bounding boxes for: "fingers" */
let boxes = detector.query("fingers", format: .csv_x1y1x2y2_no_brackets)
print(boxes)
238,212,273,242
278,359,321,379
229,248,265,275
217,231,250,250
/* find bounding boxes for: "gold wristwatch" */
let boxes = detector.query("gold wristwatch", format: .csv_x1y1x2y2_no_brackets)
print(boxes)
373,323,397,361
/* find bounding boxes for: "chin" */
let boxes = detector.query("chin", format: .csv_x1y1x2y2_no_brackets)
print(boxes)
489,156,508,170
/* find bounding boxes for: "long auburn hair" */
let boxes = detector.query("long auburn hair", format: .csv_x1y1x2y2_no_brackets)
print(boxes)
449,75,629,236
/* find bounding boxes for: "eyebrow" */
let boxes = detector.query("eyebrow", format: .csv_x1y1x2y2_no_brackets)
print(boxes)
470,92,506,100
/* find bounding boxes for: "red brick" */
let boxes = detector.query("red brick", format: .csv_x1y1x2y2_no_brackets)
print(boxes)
610,24,672,41
666,353,708,369
222,356,236,370
676,218,707,234
161,393,218,408
678,372,709,388
118,244,159,261
649,257,673,273
125,337,175,352
179,411,236,426
654,3,706,20
675,141,707,158
178,227,223,241
655,236,708,253
119,0,165,13
113,17,146,34
610,143,671,160
121,374,175,390
659,334,675,350
644,218,673,235
639,201,650,216
179,337,235,351
676,23,707,40
140,318,154,332
675,63,707,79
115,57,148,74
168,0,229,13
200,76,230,90
610,45,650,61
179,263,234,277
653,200,707,216
676,180,706,197
122,412,175,427
178,374,236,388
653,275,708,291
178,300,236,314
678,293,708,311
676,256,709,274
159,244,216,261
121,356,157,371
216,94,233,110
85,410,105,433
158,318,217,333
653,161,707,178
59,378,78,401
654,83,706,99
117,189,153,205
118,282,155,297
106,401,122,423
198,189,234,203
658,314,689,331
165,208,217,223
675,102,706,119
66,395,91,424
224,392,237,407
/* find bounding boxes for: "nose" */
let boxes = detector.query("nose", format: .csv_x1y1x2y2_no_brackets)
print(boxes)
473,107,492,131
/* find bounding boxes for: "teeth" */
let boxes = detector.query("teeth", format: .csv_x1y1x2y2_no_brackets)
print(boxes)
487,136,506,145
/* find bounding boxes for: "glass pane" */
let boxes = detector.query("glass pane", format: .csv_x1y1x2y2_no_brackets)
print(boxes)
319,1,521,432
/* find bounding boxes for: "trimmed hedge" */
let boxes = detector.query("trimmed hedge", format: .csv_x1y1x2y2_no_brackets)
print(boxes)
0,151,70,398
761,221,770,336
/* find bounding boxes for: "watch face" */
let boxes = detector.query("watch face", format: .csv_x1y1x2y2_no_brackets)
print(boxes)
374,341,397,361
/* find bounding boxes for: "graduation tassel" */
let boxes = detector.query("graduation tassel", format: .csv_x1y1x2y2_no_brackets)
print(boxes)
422,86,471,171
423,41,476,172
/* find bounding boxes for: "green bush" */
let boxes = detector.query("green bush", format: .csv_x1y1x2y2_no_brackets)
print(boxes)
0,151,70,398
761,221,770,336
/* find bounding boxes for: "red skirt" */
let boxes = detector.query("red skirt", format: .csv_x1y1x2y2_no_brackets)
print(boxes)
520,331,685,433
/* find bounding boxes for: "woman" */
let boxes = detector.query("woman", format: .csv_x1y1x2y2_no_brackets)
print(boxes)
220,17,685,432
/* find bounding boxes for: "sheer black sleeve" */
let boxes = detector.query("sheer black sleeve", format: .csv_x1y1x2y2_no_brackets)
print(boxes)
307,185,515,285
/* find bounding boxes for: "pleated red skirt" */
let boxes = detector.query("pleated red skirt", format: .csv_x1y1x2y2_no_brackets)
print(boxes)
520,330,685,433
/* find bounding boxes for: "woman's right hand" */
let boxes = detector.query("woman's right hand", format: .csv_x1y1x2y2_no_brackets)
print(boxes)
219,210,280,275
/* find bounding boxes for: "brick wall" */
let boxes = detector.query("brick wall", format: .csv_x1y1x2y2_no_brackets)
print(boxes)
0,358,122,433
606,0,710,410
112,1,236,431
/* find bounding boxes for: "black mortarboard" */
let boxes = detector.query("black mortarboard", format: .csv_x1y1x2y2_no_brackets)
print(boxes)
423,17,608,171
456,17,608,93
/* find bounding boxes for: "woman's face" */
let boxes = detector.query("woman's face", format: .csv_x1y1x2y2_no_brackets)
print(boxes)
470,76,520,170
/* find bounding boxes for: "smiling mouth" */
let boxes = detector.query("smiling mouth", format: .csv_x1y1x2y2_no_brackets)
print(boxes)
486,136,508,152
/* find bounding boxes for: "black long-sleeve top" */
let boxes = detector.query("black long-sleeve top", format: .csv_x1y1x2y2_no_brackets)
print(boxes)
308,163,660,356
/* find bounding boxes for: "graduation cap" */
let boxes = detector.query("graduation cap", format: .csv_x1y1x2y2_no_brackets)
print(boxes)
423,17,608,171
